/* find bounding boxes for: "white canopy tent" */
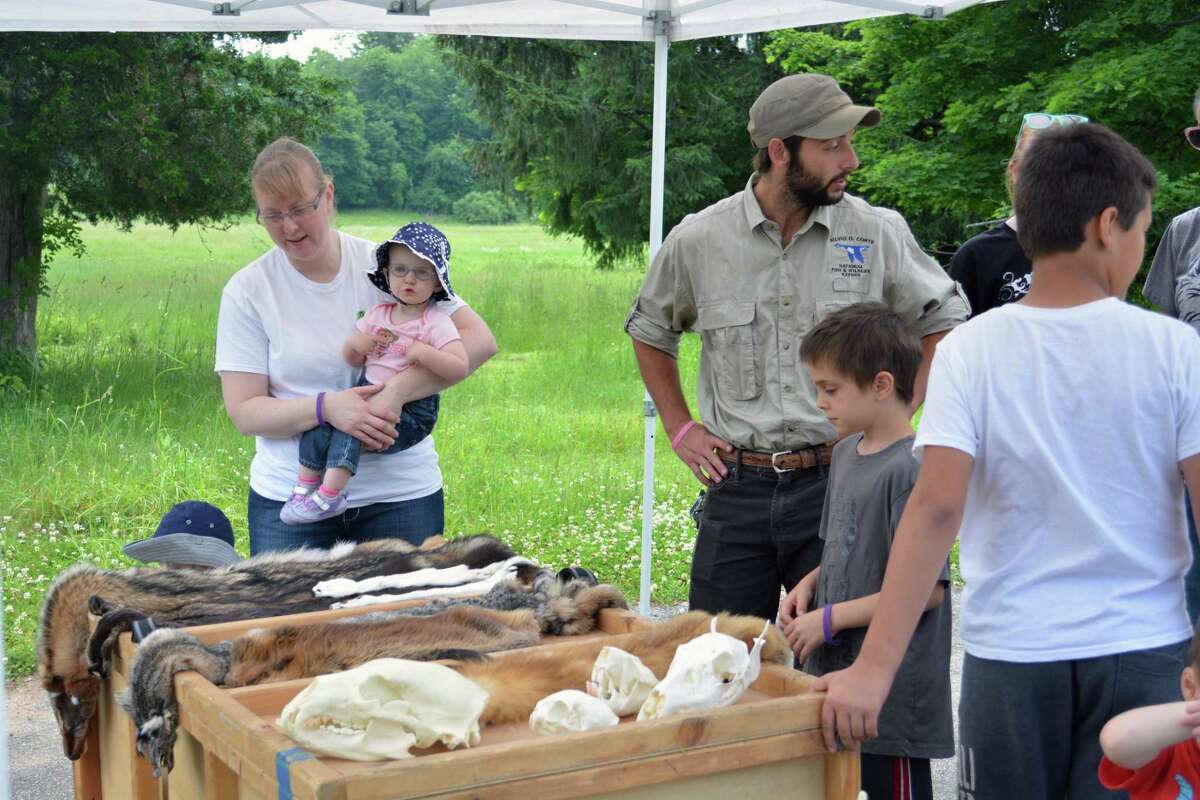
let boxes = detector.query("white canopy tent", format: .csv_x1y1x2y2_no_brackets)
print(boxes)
0,0,997,620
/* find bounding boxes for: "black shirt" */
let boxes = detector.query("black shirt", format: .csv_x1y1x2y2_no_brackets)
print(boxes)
948,221,1032,318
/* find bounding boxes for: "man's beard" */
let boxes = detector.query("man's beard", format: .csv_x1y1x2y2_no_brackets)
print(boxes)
785,159,847,208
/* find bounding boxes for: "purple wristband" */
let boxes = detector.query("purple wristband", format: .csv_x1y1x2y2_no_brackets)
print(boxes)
822,604,843,646
315,391,327,427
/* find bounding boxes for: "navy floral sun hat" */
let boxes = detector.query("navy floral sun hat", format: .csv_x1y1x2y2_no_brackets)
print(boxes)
369,222,455,302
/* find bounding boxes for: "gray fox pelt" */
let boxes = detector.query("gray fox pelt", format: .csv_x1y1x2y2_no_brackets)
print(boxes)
38,534,511,760
117,571,627,775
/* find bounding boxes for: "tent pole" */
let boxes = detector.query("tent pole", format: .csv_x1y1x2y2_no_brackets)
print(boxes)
639,16,669,618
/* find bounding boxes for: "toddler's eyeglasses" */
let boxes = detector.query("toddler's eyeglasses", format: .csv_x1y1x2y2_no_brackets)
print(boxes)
389,265,436,282
256,187,325,226
1186,126,1200,151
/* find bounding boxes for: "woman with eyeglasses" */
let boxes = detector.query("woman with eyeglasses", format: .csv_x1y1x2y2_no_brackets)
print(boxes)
1142,87,1200,623
949,112,1089,318
215,138,497,554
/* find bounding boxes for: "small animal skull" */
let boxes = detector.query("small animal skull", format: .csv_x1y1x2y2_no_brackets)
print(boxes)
637,618,771,721
586,646,658,716
529,690,619,735
277,658,488,760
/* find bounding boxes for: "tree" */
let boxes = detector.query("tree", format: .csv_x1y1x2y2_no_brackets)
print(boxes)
764,0,1200,267
437,36,782,266
303,37,489,212
0,33,338,357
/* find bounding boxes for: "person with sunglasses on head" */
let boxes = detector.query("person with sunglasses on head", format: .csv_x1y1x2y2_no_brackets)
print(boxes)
1141,87,1200,624
949,112,1089,318
278,222,469,525
216,138,496,551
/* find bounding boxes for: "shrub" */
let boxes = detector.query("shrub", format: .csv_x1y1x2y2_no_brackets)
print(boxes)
451,191,522,225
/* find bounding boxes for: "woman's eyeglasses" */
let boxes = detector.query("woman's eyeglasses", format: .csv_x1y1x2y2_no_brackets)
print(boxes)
388,265,436,282
256,187,325,226
1186,126,1200,151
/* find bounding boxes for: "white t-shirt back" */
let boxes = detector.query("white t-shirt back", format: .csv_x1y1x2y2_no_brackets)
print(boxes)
215,232,465,505
916,298,1200,662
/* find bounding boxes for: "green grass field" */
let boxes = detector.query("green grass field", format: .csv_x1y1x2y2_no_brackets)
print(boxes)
0,212,707,677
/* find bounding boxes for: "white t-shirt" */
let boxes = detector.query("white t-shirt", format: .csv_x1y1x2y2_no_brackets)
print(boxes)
916,298,1200,662
215,232,465,505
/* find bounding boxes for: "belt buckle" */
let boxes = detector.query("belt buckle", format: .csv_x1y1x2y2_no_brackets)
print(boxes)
770,450,794,473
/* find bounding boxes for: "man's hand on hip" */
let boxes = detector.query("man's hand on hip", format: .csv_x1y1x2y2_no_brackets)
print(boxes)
673,424,733,486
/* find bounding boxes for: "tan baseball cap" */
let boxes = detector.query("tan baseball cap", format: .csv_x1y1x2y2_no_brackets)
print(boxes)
748,74,880,148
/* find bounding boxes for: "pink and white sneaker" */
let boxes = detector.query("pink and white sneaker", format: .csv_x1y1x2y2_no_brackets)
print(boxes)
279,488,347,525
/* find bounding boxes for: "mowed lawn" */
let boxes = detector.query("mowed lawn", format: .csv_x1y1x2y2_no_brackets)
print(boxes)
0,212,704,677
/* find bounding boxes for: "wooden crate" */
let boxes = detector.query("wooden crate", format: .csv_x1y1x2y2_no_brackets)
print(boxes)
76,606,858,800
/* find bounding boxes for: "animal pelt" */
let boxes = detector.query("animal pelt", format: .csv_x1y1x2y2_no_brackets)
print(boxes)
38,534,512,760
117,573,627,775
453,611,792,727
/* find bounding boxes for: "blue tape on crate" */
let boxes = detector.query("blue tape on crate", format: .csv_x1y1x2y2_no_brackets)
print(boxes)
276,746,314,800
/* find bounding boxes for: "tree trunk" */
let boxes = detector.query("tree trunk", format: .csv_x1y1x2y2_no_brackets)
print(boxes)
0,173,45,358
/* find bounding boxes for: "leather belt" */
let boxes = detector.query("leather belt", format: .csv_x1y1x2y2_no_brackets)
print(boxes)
726,444,834,473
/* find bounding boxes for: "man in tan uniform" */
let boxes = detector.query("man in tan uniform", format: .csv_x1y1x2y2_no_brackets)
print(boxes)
625,73,968,619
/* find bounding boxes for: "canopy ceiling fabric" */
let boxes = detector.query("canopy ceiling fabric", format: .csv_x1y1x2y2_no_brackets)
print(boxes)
2,0,996,39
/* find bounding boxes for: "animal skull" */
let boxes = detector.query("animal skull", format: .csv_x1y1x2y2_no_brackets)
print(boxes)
277,658,488,760
637,618,771,721
586,646,658,716
529,690,619,735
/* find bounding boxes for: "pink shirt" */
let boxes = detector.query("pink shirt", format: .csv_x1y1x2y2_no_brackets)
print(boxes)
355,303,462,386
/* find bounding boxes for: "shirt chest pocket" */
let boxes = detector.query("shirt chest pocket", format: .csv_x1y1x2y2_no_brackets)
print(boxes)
695,301,761,401
816,276,870,322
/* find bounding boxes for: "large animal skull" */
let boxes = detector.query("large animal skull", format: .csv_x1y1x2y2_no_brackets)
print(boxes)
637,618,771,721
277,658,488,760
586,646,658,716
529,690,619,735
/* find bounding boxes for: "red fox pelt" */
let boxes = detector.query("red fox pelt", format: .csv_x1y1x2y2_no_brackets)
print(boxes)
456,611,793,726
38,534,512,760
116,573,627,775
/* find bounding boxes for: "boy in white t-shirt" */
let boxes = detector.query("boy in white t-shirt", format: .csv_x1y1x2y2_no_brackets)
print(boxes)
281,222,468,525
814,123,1200,799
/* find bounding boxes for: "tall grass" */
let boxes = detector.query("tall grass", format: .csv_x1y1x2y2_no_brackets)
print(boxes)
0,213,703,677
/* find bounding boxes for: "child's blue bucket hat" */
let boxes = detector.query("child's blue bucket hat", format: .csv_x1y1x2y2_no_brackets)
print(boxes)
369,222,455,303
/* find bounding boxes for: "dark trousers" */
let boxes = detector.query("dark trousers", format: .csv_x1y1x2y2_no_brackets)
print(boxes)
861,754,932,800
957,640,1189,800
688,459,828,620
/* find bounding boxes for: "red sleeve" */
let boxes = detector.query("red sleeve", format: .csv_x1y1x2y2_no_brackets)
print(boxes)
1099,745,1176,795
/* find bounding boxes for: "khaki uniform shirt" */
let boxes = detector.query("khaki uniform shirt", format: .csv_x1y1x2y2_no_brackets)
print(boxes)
625,175,969,452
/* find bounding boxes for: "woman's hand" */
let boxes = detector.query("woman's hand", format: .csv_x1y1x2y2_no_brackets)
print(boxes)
323,384,399,450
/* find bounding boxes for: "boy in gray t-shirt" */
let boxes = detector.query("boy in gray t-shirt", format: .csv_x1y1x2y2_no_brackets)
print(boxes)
778,303,953,800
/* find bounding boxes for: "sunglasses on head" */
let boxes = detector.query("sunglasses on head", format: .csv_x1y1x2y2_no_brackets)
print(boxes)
1020,112,1089,136
1186,126,1200,151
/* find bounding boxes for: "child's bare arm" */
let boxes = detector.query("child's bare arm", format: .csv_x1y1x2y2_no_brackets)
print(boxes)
406,339,469,383
782,581,945,662
1100,701,1200,770
343,332,377,367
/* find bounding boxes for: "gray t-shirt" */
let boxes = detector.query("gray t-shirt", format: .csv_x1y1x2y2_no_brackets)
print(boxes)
806,433,954,759
1144,207,1200,331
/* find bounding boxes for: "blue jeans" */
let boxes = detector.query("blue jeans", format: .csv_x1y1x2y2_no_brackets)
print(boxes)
297,391,440,475
247,487,444,555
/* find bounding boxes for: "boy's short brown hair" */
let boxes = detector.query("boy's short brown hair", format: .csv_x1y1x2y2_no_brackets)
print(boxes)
800,302,922,404
1014,123,1157,260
